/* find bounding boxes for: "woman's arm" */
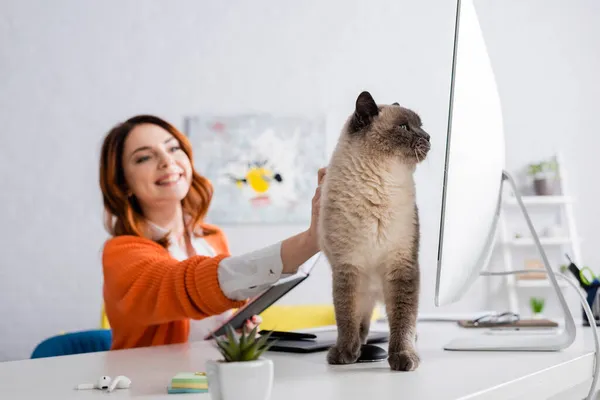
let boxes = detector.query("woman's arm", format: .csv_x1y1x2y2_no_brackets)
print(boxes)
103,231,319,325
217,230,319,300
102,236,247,326
281,229,319,274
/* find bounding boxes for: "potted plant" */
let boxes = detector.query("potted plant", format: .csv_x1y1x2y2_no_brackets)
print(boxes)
527,159,558,196
530,297,545,319
206,324,276,400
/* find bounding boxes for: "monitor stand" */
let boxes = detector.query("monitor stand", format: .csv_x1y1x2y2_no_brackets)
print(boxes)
444,170,577,352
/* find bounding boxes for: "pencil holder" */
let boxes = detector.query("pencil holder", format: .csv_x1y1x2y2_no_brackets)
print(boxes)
582,282,600,326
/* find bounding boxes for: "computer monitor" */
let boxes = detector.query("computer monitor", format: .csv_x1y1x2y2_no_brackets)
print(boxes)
434,0,577,351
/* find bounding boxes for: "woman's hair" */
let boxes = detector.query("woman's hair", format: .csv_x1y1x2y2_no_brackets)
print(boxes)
99,115,215,247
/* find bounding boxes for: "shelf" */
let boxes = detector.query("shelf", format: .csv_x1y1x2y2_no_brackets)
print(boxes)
505,237,575,246
514,279,569,288
503,195,572,206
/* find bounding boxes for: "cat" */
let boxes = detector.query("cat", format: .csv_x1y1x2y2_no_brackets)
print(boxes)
318,91,430,371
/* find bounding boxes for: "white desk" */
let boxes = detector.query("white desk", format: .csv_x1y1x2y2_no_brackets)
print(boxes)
0,321,597,400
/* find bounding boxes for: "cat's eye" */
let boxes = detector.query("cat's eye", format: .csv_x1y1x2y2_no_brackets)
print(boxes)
398,124,409,131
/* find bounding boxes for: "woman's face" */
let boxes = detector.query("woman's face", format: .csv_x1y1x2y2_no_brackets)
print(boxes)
122,123,192,209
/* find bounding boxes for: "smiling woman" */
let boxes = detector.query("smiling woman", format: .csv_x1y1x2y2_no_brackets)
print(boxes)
98,115,325,350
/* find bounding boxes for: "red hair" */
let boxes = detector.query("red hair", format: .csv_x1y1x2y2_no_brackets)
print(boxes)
99,115,215,247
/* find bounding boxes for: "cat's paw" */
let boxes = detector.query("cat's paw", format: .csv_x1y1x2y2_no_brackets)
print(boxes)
327,343,361,365
388,349,420,371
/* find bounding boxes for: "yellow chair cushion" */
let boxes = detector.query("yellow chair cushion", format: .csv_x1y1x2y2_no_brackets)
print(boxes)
258,304,381,332
100,305,110,330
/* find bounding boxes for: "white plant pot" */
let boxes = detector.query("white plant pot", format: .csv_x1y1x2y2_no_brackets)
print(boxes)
206,358,273,400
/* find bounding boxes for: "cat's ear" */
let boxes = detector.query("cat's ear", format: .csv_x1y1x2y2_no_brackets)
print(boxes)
356,91,378,119
351,91,379,132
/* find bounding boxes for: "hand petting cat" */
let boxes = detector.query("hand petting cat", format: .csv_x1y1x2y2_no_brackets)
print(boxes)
279,167,327,276
306,167,326,252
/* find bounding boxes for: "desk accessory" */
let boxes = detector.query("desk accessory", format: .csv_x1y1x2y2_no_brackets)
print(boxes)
259,330,316,340
75,375,131,391
458,318,558,329
259,328,388,356
457,311,558,329
107,376,131,392
167,372,208,394
566,253,588,288
207,324,274,400
466,311,520,327
564,253,600,326
357,344,388,362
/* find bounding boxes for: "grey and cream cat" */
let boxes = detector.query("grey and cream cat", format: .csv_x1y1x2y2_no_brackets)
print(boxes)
318,91,430,371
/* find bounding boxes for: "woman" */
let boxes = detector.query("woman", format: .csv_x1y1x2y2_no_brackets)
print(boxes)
99,115,324,350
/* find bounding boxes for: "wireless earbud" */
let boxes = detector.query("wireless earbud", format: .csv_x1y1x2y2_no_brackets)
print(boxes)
97,376,112,390
107,375,132,392
75,375,131,392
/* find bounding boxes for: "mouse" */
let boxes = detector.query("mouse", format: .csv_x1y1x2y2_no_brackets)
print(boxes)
357,344,388,362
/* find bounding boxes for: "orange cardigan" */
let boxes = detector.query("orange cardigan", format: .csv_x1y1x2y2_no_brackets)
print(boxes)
102,225,246,350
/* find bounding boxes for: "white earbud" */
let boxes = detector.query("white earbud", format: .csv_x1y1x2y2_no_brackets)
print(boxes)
107,375,132,392
97,376,112,390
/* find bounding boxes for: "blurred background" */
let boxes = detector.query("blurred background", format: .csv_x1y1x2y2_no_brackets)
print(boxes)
0,0,598,362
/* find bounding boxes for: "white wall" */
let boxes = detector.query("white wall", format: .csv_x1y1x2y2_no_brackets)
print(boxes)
1,0,597,362
0,0,461,362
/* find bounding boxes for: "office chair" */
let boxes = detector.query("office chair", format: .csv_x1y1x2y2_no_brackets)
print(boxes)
31,329,112,359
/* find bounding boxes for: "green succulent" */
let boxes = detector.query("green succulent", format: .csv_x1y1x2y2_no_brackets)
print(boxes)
530,297,545,314
212,324,277,362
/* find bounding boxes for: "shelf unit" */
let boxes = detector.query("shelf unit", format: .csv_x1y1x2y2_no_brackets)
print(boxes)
496,154,582,314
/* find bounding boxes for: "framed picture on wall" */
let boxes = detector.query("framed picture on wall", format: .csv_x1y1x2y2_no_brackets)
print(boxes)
183,113,326,224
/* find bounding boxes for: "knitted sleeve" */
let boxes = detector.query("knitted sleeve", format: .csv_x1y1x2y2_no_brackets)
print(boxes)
102,236,247,326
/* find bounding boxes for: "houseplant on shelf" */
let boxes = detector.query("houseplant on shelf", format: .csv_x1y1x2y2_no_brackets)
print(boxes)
527,158,558,196
530,297,546,319
206,324,276,400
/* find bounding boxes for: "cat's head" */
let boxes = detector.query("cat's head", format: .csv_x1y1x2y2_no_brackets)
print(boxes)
343,91,430,163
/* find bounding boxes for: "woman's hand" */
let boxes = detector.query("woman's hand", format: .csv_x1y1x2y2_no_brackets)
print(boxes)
280,167,326,275
237,315,262,334
306,167,327,251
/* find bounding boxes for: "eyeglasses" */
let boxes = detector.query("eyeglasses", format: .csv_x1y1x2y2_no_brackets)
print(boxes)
472,312,520,326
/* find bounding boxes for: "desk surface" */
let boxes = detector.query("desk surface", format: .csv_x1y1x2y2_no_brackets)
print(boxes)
0,322,596,400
